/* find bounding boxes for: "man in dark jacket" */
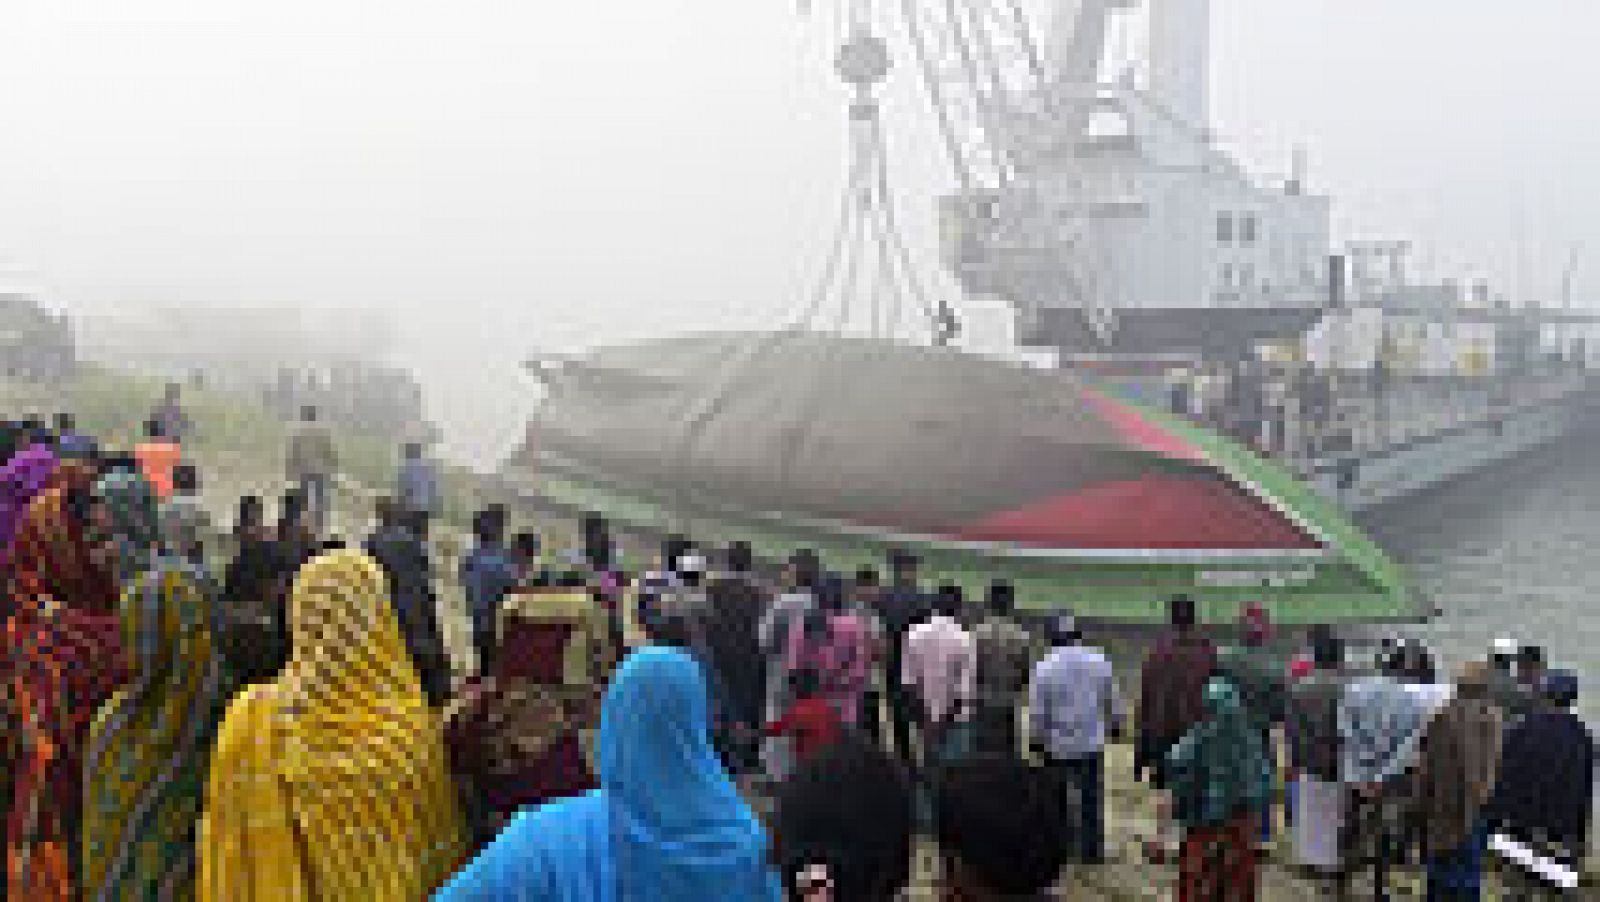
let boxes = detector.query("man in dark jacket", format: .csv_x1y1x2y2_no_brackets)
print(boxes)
704,541,768,774
1487,669,1594,895
1284,627,1349,877
877,549,930,762
1136,594,1217,789
365,499,452,705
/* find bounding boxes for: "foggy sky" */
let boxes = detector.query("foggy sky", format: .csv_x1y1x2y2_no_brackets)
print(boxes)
2,1,1598,465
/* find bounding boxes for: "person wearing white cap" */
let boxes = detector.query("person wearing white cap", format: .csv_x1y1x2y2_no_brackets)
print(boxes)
658,550,710,636
1027,613,1125,864
1486,636,1525,720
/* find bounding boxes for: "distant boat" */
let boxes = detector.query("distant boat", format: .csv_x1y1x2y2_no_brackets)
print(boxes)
507,331,1420,626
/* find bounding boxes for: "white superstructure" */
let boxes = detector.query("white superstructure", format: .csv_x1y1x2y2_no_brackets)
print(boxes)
942,0,1333,336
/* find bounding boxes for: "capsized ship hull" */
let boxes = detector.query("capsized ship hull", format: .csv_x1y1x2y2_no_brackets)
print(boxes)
509,332,1421,625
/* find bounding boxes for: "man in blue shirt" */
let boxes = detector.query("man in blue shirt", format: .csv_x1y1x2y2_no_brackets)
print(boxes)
1029,614,1125,864
460,505,517,676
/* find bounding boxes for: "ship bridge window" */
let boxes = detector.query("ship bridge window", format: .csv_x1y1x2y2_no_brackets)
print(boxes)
1240,214,1259,245
1216,212,1234,244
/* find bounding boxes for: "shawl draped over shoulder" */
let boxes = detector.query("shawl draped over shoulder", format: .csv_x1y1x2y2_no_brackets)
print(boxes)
81,560,231,901
1166,678,1273,830
199,549,467,902
446,587,619,834
89,470,163,590
4,471,128,900
434,647,782,902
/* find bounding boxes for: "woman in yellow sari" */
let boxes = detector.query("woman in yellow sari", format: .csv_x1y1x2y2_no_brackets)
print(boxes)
198,549,467,901
82,559,229,900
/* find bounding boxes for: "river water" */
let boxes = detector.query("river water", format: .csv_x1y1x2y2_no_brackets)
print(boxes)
1363,424,1600,725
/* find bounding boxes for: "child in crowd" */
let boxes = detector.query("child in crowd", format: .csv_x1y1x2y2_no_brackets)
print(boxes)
767,667,844,765
772,735,914,902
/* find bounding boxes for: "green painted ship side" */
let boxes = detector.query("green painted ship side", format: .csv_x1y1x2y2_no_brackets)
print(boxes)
526,434,1421,626
1125,399,1419,618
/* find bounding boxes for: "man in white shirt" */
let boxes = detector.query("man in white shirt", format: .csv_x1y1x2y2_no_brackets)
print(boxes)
1028,614,1125,864
902,584,976,768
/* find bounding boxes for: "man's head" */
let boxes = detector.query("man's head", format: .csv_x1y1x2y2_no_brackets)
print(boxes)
278,490,310,537
236,494,264,533
1309,625,1343,670
724,540,754,575
790,666,822,701
1048,614,1081,647
985,580,1014,618
1239,601,1270,647
164,382,182,402
675,551,707,587
53,412,75,434
300,404,318,423
402,441,423,460
402,509,430,541
936,760,1071,900
788,548,821,591
172,463,199,495
934,583,964,620
853,566,880,595
1455,659,1492,693
511,531,541,564
1542,669,1579,709
103,454,139,475
660,534,690,570
144,418,164,440
472,506,507,545
888,548,919,585
1168,594,1198,631
1516,644,1547,686
377,495,404,528
1490,636,1519,671
582,516,613,571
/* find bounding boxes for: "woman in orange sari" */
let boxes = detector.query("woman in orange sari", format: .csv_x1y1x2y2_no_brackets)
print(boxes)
3,467,128,900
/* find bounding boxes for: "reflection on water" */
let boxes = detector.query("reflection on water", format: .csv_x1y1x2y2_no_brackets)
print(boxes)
1364,424,1600,725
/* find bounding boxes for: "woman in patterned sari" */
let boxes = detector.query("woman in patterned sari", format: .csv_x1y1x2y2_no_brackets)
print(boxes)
4,468,128,900
446,576,620,846
81,559,229,900
0,443,63,901
198,549,467,901
86,469,163,590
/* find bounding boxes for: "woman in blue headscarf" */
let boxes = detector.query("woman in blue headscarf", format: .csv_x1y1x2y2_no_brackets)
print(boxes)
434,646,782,901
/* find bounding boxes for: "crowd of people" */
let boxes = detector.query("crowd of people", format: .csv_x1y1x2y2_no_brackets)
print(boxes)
1,403,1594,900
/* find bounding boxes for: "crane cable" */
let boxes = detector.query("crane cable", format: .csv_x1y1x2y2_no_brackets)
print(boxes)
899,0,980,193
